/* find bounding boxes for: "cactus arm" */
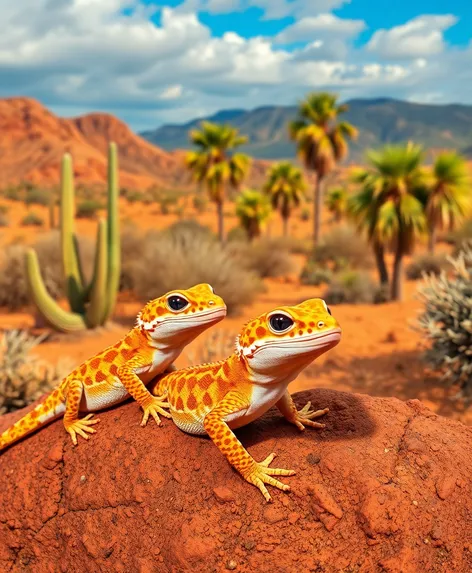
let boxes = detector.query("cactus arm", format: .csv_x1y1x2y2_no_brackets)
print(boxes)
102,142,121,323
60,153,85,314
85,220,108,328
24,249,87,333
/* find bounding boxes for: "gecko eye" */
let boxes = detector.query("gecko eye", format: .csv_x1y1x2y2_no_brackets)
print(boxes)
167,295,189,311
269,314,294,333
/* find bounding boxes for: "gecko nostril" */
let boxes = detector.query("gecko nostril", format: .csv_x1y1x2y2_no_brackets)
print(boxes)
208,300,215,306
317,321,325,328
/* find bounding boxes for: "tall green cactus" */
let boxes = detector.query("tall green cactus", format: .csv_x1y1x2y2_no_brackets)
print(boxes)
25,143,121,332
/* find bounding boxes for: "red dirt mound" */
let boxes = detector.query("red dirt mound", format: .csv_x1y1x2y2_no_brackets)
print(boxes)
1,389,471,572
0,97,272,191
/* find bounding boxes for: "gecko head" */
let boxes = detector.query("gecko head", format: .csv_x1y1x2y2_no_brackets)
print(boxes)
235,298,341,380
136,283,227,344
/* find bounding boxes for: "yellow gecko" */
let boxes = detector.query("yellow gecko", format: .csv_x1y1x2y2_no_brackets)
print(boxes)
0,283,226,451
150,297,341,502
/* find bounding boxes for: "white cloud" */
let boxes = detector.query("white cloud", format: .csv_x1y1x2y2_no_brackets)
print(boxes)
159,85,183,99
367,15,458,60
0,2,470,131
251,0,351,20
181,0,351,18
275,13,365,44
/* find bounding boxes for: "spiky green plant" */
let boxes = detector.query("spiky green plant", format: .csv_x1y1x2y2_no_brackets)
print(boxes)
263,162,306,237
289,92,358,243
185,122,251,242
416,243,472,400
425,151,471,253
349,142,428,300
235,189,272,241
24,143,121,332
325,187,348,222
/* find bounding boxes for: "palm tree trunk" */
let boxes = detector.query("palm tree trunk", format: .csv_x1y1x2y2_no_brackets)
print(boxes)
314,176,323,244
373,240,389,286
217,200,224,243
391,225,407,301
283,216,288,237
428,226,437,253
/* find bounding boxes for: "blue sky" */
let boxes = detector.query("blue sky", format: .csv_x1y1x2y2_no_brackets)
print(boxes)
1,0,471,131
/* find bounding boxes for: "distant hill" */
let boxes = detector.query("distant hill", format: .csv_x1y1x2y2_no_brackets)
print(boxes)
140,98,472,161
0,98,271,190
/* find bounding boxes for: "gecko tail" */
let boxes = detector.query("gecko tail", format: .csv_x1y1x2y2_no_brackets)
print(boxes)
0,390,66,452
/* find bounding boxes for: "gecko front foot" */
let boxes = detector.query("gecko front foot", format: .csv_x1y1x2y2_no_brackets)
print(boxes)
65,414,100,446
242,453,296,503
140,395,172,427
291,401,329,431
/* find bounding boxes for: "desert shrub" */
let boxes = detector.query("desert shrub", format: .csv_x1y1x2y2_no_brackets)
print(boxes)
125,190,144,204
120,223,147,291
193,195,208,213
228,238,294,279
416,245,472,399
226,226,248,243
300,263,333,286
283,236,312,256
311,225,373,272
0,329,72,414
0,232,94,310
175,206,185,219
21,212,44,227
25,188,51,207
5,186,22,201
163,219,216,242
444,219,472,248
406,253,449,280
323,270,379,304
128,223,263,315
300,207,310,221
76,200,101,219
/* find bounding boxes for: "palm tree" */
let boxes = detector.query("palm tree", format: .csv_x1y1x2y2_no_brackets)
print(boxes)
289,92,358,244
235,189,272,241
185,122,251,242
425,151,471,253
325,187,348,223
263,162,306,237
349,143,427,301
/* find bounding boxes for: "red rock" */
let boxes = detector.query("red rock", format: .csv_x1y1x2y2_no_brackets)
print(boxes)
213,487,235,503
1,389,472,573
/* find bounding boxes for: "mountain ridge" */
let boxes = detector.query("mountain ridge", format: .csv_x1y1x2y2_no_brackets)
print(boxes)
140,98,472,161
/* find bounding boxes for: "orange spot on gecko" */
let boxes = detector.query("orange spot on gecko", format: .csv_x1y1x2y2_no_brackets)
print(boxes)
80,365,87,376
110,364,118,376
104,350,118,363
90,358,100,370
85,377,93,386
176,397,184,411
95,371,106,383
187,394,197,410
256,326,266,337
203,393,213,407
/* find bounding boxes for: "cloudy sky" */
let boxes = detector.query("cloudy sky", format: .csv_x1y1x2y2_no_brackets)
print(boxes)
1,0,471,131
